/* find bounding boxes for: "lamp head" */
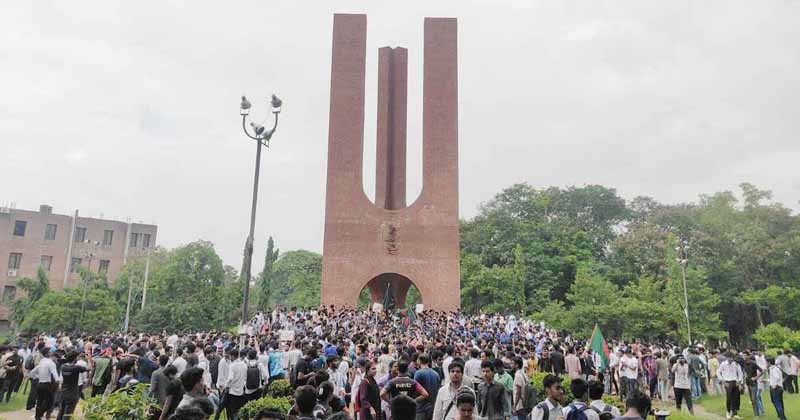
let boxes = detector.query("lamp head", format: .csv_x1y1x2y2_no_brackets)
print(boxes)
240,96,251,116
270,94,282,113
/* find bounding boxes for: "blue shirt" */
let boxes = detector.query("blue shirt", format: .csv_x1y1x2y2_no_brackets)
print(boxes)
414,367,441,413
268,350,285,377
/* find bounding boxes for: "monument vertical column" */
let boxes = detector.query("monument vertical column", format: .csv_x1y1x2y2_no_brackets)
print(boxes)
375,47,408,210
422,18,458,216
324,14,367,218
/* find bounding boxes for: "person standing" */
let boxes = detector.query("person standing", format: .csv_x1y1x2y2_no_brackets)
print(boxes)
56,350,88,420
655,351,669,402
619,349,639,399
687,349,705,399
493,359,513,419
531,374,565,420
220,349,247,420
588,380,621,418
708,350,722,396
512,357,531,420
550,346,565,377
433,360,474,420
563,378,599,420
381,360,429,404
718,351,744,419
32,348,60,420
414,354,441,420
0,345,23,403
742,352,764,417
619,390,651,420
91,348,113,397
671,355,693,415
476,361,507,420
787,351,799,394
150,355,172,407
565,347,582,380
766,356,787,420
358,361,381,420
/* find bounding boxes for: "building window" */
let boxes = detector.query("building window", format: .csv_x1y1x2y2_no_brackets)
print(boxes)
2,286,16,302
40,255,53,271
103,230,114,246
99,260,110,274
13,220,27,237
143,234,152,248
74,227,87,243
70,257,82,273
7,253,22,270
130,233,139,248
44,224,57,240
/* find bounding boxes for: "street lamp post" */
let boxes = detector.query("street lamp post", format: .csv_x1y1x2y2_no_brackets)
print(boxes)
238,94,282,326
676,239,692,345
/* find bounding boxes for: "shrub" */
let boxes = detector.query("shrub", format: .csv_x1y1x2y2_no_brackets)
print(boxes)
529,372,574,404
601,394,624,412
267,378,293,397
753,323,794,348
753,323,800,351
82,383,155,420
239,396,293,420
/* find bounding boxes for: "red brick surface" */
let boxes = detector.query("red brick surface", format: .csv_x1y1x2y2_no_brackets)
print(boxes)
321,14,460,310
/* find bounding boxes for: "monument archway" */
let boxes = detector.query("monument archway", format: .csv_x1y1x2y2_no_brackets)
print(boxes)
320,14,460,311
358,273,421,310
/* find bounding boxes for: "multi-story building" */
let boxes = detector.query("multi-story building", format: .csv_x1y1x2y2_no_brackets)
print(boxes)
0,204,157,329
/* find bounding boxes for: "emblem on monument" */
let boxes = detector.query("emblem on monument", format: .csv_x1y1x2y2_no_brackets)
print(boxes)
381,222,399,255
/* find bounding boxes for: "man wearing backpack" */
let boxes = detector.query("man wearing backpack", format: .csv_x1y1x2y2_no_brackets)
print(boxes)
245,349,267,402
512,357,535,420
563,379,599,420
587,380,620,419
531,374,565,420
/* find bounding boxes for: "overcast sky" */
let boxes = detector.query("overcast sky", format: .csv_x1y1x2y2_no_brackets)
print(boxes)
3,0,799,272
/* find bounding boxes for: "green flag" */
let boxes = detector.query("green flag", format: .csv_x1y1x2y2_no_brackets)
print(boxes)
588,324,610,370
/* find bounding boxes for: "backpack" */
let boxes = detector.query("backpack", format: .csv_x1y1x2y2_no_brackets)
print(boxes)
521,378,538,411
596,404,615,420
246,362,261,390
24,355,35,371
565,404,593,420
536,402,551,420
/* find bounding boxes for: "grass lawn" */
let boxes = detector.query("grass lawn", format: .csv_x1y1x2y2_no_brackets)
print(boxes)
698,390,799,420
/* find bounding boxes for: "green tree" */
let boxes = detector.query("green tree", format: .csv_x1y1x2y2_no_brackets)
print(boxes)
112,247,169,322
262,250,322,308
135,240,236,331
10,265,50,326
535,265,622,338
256,236,279,309
20,287,122,333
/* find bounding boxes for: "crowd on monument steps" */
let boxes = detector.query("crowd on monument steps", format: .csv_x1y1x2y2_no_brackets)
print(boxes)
0,305,797,420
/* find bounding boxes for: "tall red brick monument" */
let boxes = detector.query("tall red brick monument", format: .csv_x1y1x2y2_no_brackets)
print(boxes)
321,14,460,310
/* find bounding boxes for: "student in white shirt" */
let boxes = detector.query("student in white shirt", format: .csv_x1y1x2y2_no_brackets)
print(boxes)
221,349,248,419
531,374,565,420
717,351,744,419
31,348,60,420
766,357,787,420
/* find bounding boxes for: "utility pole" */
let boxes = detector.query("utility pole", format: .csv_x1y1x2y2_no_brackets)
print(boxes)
677,240,692,345
141,247,151,310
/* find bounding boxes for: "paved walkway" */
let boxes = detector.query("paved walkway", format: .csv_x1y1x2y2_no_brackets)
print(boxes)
0,409,31,420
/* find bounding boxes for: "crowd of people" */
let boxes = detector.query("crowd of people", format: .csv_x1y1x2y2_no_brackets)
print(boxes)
0,305,797,420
